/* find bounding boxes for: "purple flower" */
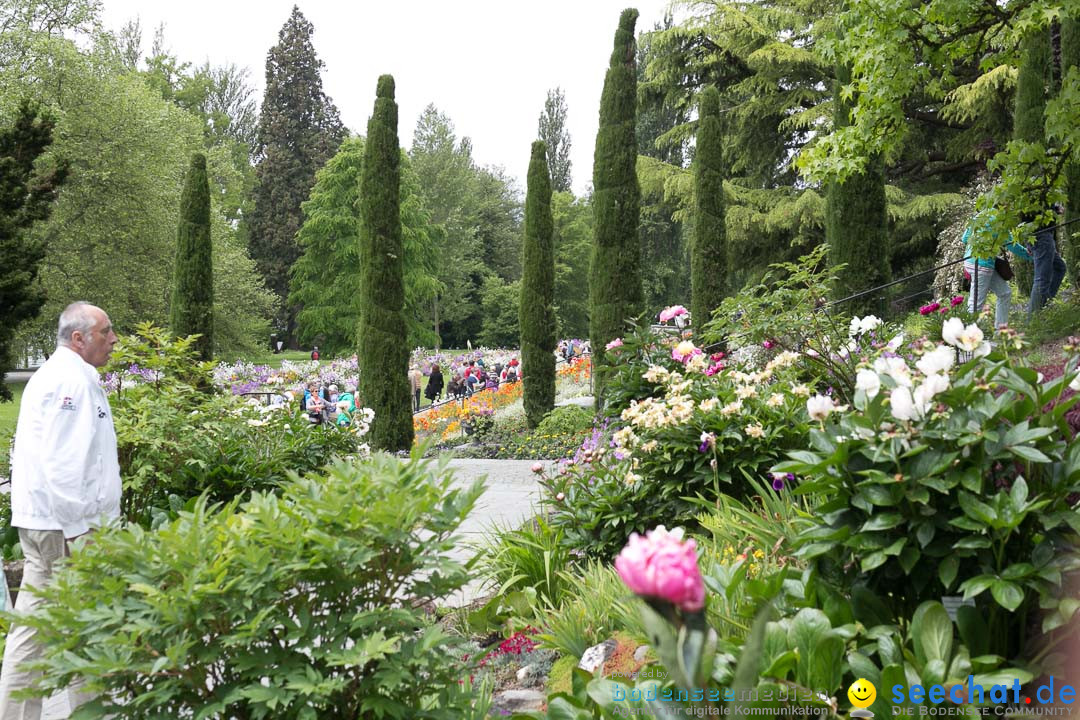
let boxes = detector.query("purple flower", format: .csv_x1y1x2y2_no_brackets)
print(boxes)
771,472,795,491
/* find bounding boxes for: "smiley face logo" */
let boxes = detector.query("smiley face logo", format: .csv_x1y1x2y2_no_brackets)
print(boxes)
848,678,877,709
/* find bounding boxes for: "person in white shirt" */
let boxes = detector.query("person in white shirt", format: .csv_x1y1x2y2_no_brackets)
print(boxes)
0,301,119,719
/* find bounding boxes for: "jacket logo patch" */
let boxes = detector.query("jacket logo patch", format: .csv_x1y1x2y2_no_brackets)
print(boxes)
60,397,76,411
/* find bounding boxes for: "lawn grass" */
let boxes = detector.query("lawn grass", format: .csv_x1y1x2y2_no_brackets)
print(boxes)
0,381,26,438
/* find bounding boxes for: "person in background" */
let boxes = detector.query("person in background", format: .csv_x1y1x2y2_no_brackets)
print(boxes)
311,346,320,361
0,302,120,719
425,364,444,406
408,365,423,412
335,385,356,426
962,212,1032,329
305,382,325,424
1028,206,1068,315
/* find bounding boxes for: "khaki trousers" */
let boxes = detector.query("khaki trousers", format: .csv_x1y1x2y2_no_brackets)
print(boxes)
0,529,93,720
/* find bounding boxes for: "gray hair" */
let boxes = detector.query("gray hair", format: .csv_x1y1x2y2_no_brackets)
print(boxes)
57,302,98,346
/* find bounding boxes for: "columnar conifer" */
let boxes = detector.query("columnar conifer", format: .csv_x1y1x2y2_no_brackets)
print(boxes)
521,141,556,428
358,75,413,451
824,64,889,316
170,153,214,360
1062,19,1080,287
691,86,726,329
590,8,643,406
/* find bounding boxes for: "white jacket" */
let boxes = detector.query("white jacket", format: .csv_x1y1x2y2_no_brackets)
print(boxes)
10,346,122,538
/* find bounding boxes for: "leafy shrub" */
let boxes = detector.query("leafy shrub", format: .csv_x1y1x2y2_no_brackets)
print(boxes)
15,453,486,719
776,344,1080,660
478,514,572,608
535,405,593,437
537,561,642,660
106,325,363,525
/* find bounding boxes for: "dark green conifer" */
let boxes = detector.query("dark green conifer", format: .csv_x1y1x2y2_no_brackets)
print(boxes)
1062,18,1080,287
358,75,413,451
521,141,556,428
691,86,726,329
0,101,67,401
824,64,889,316
590,8,643,406
170,153,214,360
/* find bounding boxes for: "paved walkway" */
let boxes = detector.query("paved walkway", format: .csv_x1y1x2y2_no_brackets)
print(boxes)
33,456,545,719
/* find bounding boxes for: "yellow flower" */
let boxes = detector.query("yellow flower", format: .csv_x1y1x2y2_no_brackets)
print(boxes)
766,393,785,407
745,423,765,438
791,384,810,397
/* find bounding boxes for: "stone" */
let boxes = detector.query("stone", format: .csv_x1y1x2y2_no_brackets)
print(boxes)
516,664,535,681
633,644,650,663
491,689,547,714
578,637,617,673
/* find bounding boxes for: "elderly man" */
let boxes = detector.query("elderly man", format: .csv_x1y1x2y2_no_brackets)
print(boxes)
0,301,120,719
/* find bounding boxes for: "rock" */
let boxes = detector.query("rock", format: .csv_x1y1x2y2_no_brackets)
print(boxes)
578,637,617,673
633,644,650,663
491,689,547,714
516,664,535,682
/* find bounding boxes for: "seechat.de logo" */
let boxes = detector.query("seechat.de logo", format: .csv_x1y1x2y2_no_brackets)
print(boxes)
890,676,1076,716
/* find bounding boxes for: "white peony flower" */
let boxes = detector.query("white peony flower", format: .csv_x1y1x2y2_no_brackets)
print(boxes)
855,369,881,399
850,315,882,336
942,317,965,347
1070,375,1080,393
806,394,835,421
955,323,985,352
745,423,765,438
916,345,955,376
873,356,913,387
699,398,719,413
889,386,921,422
886,333,905,351
919,372,950,399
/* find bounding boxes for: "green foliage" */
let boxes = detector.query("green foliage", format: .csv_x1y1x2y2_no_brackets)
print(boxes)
480,514,572,609
536,561,641,659
358,76,413,451
774,348,1080,659
0,100,67,402
170,152,214,360
106,324,359,525
477,277,520,348
522,141,557,427
590,8,643,404
536,405,594,438
825,65,889,314
289,137,441,353
248,6,346,334
16,454,486,719
552,191,592,338
691,86,727,326
537,87,572,193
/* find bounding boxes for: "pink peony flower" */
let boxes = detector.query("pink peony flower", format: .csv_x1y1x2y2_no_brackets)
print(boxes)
762,340,774,349
615,526,706,613
555,492,565,501
659,305,688,322
919,302,941,316
671,340,702,363
705,361,725,377
951,295,965,307
605,338,624,351
531,462,544,474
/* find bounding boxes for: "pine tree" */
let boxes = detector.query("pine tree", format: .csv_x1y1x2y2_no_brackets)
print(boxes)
1062,18,1080,287
590,8,643,405
537,88,572,192
691,86,726,329
521,141,557,428
824,64,889,316
0,100,67,402
249,5,345,341
170,153,214,360
358,75,413,451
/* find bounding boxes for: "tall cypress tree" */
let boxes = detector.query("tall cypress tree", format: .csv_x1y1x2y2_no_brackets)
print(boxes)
1013,27,1054,296
170,153,214,360
249,5,345,342
824,63,889,316
691,86,726,329
358,75,413,451
0,100,67,402
521,141,557,428
590,8,643,405
1062,18,1080,287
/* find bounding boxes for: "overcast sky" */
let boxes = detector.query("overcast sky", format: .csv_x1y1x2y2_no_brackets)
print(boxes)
98,0,675,197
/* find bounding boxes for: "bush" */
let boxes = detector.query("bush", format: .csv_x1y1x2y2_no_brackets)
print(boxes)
535,405,593,437
775,339,1080,661
15,453,486,719
478,514,571,608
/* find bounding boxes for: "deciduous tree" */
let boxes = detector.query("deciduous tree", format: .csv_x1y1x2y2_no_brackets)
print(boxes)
537,87,572,192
